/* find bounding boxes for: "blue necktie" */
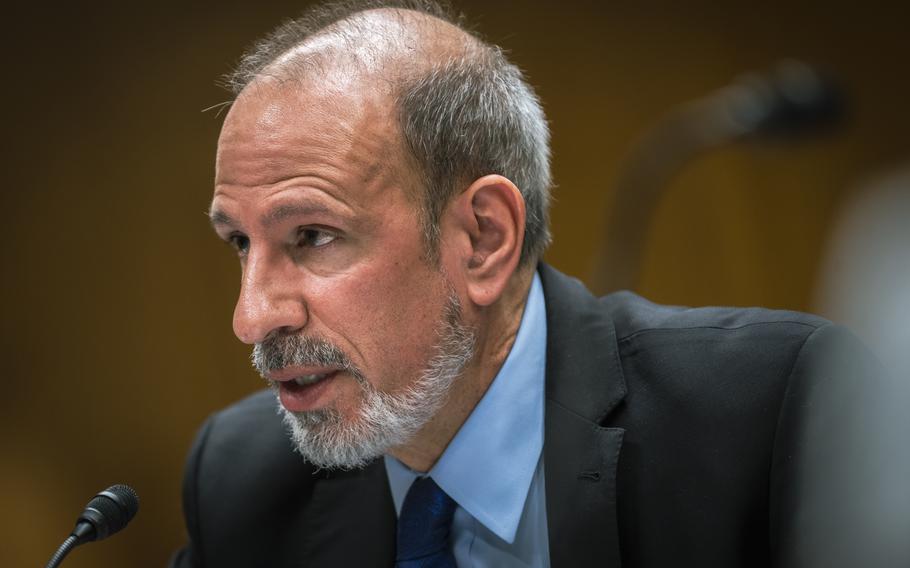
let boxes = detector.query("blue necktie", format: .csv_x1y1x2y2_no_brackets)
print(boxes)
396,476,457,568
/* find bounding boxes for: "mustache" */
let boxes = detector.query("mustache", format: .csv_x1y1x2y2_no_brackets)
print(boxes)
251,334,365,381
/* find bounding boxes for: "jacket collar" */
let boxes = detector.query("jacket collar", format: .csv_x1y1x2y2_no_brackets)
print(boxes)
539,263,628,421
539,263,627,567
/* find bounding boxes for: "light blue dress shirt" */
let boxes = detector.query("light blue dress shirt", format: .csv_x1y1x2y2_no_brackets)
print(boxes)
384,272,549,567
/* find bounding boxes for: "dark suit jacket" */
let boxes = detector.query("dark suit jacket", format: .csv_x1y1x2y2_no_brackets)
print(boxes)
171,264,875,567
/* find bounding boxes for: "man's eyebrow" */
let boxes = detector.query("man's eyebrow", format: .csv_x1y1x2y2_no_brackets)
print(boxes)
208,203,340,230
208,209,236,229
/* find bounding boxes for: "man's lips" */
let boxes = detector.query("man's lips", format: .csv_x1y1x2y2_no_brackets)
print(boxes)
267,366,340,384
267,366,342,412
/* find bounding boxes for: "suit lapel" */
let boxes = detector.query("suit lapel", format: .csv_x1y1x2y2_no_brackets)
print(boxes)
540,264,627,567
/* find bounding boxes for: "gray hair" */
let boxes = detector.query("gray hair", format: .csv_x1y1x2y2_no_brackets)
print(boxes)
225,0,552,265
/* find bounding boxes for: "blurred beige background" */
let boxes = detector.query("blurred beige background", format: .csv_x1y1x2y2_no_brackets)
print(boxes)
2,1,907,566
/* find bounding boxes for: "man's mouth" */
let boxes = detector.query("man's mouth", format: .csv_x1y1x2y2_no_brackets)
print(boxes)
269,368,341,412
291,372,333,386
268,365,338,383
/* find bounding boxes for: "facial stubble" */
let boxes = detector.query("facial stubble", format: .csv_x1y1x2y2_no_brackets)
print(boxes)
251,290,475,469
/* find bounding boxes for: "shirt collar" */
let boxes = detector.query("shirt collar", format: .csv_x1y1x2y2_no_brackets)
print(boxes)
384,272,547,544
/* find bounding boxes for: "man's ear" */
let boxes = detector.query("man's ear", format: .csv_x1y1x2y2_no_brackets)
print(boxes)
444,175,526,307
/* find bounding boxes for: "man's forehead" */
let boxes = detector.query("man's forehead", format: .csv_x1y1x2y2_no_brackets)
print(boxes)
217,80,396,176
221,79,378,141
212,76,422,219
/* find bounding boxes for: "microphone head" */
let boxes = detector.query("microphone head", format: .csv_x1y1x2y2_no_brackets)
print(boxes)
718,60,845,140
76,484,140,542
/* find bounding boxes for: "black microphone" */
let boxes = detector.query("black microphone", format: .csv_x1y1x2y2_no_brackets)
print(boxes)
45,484,140,568
711,60,844,140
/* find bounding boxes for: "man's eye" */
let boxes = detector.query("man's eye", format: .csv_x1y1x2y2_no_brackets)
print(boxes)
228,234,250,254
297,228,337,248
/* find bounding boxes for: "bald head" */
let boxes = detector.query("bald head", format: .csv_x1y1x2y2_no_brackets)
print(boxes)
222,0,553,266
227,1,474,95
234,7,481,120
267,8,481,86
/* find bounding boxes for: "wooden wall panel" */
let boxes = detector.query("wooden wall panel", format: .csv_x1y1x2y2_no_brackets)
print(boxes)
2,1,906,566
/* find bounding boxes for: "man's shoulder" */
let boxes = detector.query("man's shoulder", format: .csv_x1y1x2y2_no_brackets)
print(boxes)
538,262,830,352
538,262,842,404
598,291,837,396
600,289,830,344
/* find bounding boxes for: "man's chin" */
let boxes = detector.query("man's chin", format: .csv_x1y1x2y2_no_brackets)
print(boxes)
281,405,333,428
278,403,389,470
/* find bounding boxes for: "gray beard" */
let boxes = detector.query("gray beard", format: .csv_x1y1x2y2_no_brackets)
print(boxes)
251,291,475,469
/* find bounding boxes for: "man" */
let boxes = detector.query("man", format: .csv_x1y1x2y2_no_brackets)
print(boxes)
172,1,877,566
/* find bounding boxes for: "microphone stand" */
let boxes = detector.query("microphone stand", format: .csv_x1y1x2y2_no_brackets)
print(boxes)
46,521,95,568
46,536,79,568
592,60,842,295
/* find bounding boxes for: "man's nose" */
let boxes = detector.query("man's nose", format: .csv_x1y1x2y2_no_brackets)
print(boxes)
232,253,308,344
